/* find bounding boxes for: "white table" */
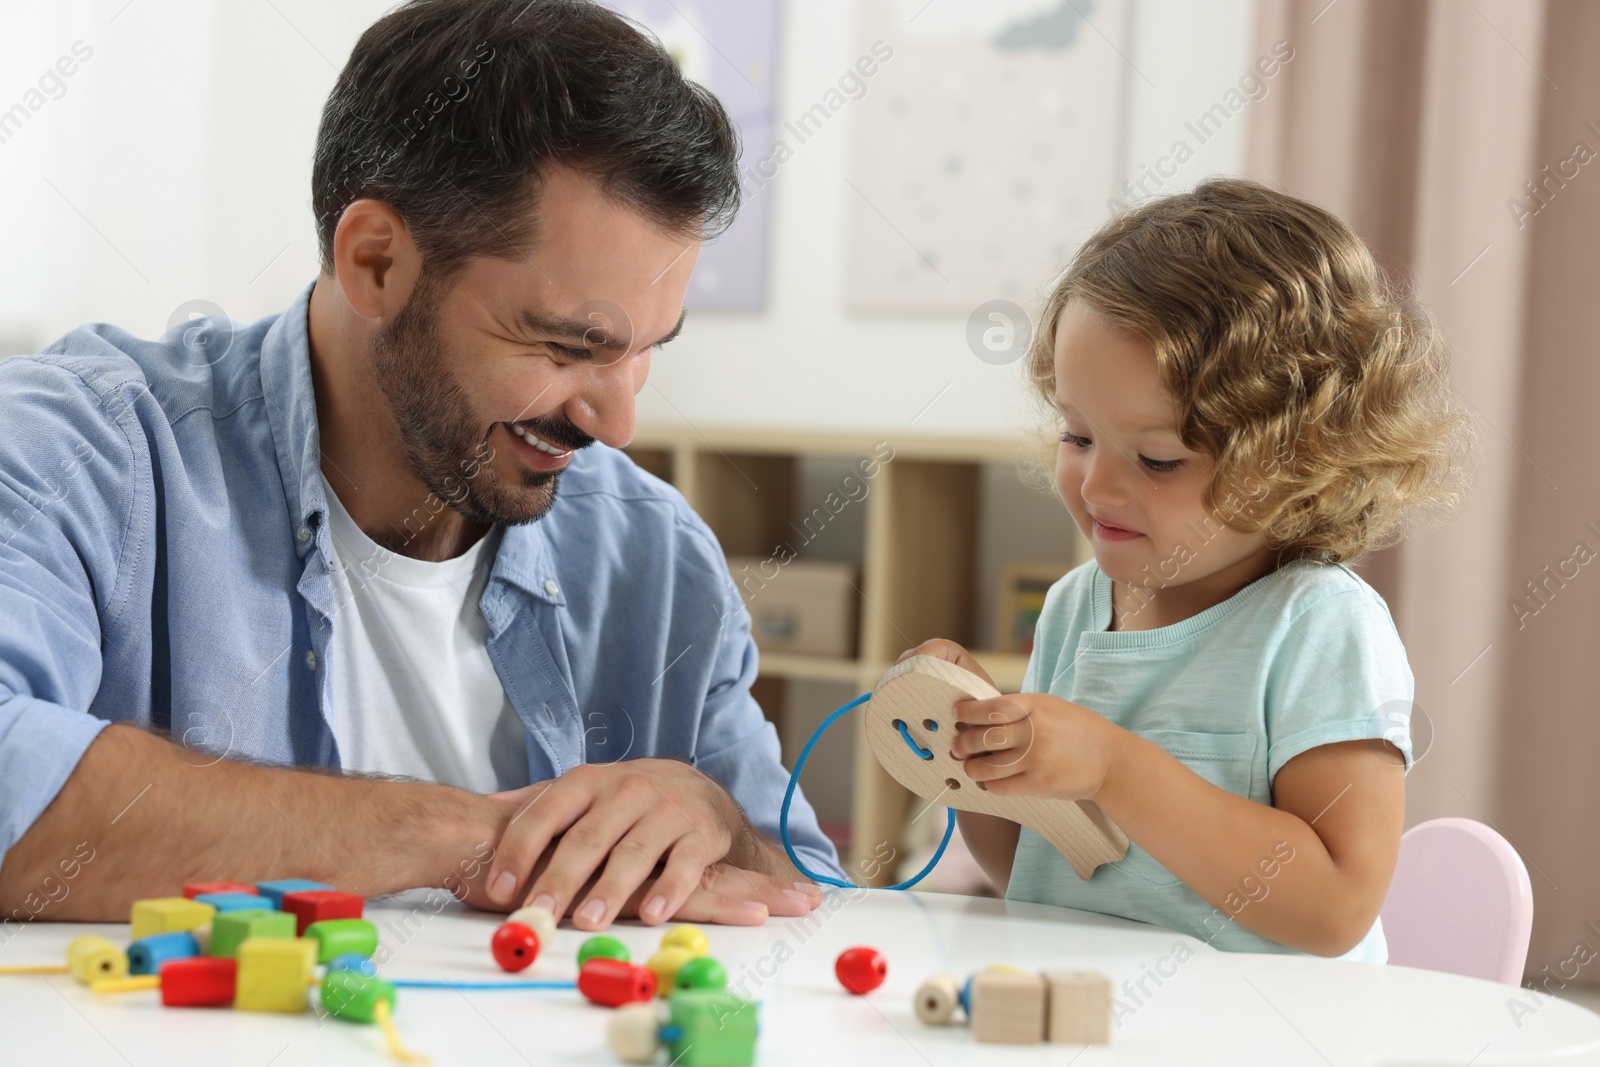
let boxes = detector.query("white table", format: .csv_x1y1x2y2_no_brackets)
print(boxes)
3,888,1598,1065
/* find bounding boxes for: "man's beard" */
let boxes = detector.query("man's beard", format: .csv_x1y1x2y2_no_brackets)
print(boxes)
368,273,594,528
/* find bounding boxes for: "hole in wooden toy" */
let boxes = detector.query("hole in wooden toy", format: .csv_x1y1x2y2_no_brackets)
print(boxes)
892,719,934,760
976,780,988,791
923,719,938,732
944,778,960,791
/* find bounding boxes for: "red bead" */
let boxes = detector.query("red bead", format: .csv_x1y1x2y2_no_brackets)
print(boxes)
491,922,541,973
280,890,365,936
182,881,257,900
578,957,657,1006
835,946,887,994
160,956,238,1007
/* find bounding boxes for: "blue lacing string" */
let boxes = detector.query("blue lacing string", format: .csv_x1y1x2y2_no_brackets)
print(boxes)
779,692,956,890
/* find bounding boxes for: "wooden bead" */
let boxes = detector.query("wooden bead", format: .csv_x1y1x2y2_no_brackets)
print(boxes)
1042,970,1112,1045
646,946,694,998
190,924,212,956
577,935,630,967
913,973,960,1025
673,955,727,992
659,924,709,957
66,935,128,985
835,946,887,994
321,969,397,1024
970,970,1046,1044
490,922,541,972
127,931,200,975
160,956,237,1007
607,1002,662,1064
507,905,557,951
305,919,378,964
579,957,657,1006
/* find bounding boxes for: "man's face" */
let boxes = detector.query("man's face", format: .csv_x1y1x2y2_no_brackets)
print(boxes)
369,165,700,525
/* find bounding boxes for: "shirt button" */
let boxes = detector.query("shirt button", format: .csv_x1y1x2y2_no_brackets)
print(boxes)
296,525,311,543
305,650,318,671
544,579,560,598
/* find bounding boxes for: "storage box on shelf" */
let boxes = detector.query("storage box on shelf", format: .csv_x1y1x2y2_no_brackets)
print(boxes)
624,426,1080,886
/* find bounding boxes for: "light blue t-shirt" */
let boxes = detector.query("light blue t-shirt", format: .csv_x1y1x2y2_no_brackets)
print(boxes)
1005,557,1415,962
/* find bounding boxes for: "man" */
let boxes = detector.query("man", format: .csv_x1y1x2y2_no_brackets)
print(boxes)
0,0,841,932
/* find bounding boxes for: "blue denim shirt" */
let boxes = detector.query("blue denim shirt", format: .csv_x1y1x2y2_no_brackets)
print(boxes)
0,279,842,881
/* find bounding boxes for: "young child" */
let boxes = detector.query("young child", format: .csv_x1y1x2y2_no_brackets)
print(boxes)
906,178,1472,961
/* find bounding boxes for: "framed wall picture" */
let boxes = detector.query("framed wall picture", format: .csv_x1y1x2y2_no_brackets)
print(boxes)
996,563,1064,655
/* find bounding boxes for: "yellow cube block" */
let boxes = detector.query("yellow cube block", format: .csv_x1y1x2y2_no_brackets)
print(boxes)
234,937,316,1013
129,897,216,941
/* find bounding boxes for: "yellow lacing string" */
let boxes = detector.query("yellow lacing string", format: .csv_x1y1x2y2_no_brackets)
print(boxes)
0,965,70,975
372,998,430,1065
91,976,162,993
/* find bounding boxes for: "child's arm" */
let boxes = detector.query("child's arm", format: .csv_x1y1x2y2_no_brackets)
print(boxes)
951,691,1405,957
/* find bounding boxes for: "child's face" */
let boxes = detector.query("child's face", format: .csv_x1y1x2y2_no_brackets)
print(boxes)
1051,301,1275,614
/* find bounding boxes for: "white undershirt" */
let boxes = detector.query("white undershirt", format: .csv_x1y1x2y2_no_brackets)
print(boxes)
320,475,526,793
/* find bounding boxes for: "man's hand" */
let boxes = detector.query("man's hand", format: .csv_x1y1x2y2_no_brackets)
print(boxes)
479,759,821,930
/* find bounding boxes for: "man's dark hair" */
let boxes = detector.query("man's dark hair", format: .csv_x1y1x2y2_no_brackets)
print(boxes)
311,0,740,283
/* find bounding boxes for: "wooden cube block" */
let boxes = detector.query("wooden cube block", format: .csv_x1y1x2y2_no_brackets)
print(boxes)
1043,970,1112,1045
234,937,316,1013
971,971,1046,1044
130,897,216,941
666,990,758,1067
194,892,270,914
211,909,296,958
255,878,333,907
280,890,364,935
183,881,258,899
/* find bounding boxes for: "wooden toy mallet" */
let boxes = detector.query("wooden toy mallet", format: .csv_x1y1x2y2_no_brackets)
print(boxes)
866,655,1129,879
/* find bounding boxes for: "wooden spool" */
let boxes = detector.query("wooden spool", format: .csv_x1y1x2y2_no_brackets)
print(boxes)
865,655,1129,880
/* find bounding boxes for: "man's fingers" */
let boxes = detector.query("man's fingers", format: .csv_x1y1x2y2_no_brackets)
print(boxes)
484,780,586,906
669,885,771,927
699,864,819,918
520,773,660,919
577,816,712,930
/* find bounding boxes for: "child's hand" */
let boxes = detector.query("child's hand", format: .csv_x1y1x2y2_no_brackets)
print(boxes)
949,693,1122,802
894,638,999,691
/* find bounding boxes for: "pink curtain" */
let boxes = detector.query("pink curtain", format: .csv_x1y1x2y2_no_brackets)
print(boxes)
1247,0,1600,985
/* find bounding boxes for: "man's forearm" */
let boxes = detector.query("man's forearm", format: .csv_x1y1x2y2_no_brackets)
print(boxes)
0,724,503,920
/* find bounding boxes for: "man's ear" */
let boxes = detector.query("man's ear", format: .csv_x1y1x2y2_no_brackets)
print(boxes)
331,198,423,322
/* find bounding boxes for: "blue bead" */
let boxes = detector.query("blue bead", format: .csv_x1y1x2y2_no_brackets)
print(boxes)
327,953,378,979
194,891,270,913
128,931,200,975
256,878,334,907
960,975,973,1017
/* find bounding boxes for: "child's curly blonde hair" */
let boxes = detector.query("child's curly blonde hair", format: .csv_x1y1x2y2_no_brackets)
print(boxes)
1028,177,1474,567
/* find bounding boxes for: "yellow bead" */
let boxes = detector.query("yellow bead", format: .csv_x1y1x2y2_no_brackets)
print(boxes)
646,946,694,998
234,937,317,1013
659,924,708,958
67,935,128,986
129,897,216,941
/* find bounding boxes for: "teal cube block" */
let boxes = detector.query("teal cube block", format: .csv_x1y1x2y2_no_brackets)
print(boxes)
196,892,269,913
256,879,333,907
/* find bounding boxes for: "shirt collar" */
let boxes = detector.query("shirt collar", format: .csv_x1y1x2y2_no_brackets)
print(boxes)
260,278,327,556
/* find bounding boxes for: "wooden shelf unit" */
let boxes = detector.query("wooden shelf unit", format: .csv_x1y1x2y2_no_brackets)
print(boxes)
624,425,1075,885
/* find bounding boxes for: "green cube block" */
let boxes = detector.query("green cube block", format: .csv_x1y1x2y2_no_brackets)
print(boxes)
321,969,396,1024
304,918,378,964
666,990,758,1067
211,909,296,959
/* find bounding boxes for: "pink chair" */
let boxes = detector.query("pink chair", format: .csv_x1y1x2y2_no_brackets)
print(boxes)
1379,817,1534,986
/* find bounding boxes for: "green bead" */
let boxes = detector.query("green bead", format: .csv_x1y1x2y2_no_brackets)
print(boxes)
666,989,758,1067
321,969,396,1024
210,910,295,959
577,935,631,967
305,918,378,964
673,955,728,992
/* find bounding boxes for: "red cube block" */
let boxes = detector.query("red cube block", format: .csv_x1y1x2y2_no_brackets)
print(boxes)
280,890,364,935
182,881,258,900
161,956,238,1007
